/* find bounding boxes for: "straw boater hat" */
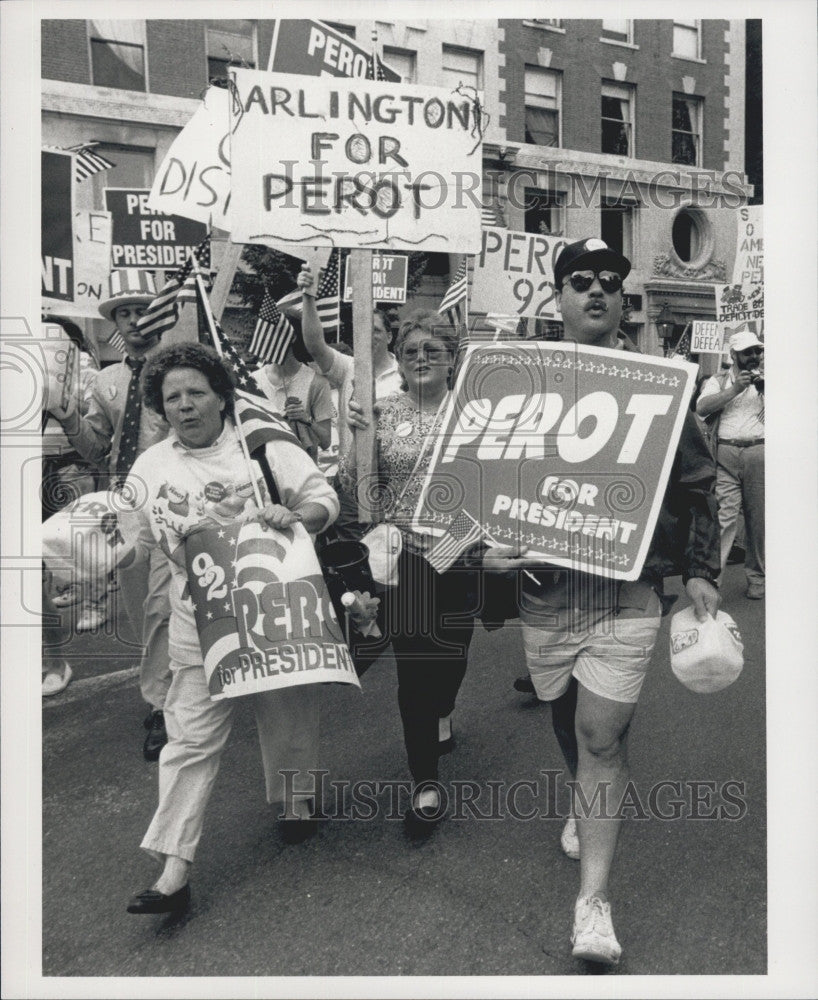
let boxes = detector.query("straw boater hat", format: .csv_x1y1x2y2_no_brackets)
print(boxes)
98,269,157,321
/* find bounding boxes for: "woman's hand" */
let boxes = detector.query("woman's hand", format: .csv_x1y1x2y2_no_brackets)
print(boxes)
284,398,310,424
481,544,545,572
685,577,721,621
346,395,369,430
256,504,302,532
297,266,315,297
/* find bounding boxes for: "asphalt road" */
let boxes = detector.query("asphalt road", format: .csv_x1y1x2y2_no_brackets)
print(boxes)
41,565,765,978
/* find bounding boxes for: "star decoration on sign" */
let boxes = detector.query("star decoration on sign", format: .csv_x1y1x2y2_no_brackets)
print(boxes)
223,602,231,611
632,370,644,381
206,611,213,620
644,371,656,383
217,529,225,538
596,363,608,376
656,374,668,386
668,376,680,387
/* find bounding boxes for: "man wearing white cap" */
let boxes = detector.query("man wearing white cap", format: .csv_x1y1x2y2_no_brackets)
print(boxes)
49,268,172,759
696,326,765,598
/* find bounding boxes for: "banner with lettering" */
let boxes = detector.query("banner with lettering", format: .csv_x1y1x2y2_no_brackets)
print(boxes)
41,149,74,302
414,342,697,581
268,19,401,80
470,227,567,319
715,206,764,325
228,69,484,252
184,519,360,699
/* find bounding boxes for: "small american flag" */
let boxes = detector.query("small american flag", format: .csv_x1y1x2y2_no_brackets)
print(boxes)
177,237,212,303
668,327,692,361
438,257,468,327
278,249,341,332
107,331,126,354
136,237,210,338
365,47,388,81
481,201,505,228
65,142,115,183
248,287,295,365
208,316,300,453
427,510,484,574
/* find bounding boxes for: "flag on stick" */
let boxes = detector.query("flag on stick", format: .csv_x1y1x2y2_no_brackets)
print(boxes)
426,510,484,574
136,236,211,338
65,142,116,183
438,257,468,327
106,331,126,354
277,249,341,332
248,288,295,364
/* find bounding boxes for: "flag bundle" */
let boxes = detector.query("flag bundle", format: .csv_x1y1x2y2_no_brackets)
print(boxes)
248,287,294,365
426,510,484,574
438,257,468,327
135,237,211,338
277,249,341,332
65,142,115,183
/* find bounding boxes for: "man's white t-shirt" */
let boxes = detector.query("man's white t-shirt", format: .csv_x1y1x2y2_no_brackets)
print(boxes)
324,350,402,458
699,369,765,441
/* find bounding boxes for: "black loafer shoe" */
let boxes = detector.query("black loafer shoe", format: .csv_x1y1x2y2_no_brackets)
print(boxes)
513,675,536,694
438,736,455,756
127,884,190,915
280,818,319,845
143,710,168,762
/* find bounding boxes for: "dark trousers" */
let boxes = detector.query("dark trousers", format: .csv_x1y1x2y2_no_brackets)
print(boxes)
386,550,476,784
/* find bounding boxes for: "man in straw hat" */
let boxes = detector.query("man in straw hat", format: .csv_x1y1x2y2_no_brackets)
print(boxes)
696,325,765,599
49,268,173,760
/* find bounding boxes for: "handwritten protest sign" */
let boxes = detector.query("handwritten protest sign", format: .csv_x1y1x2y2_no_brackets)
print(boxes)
147,86,232,230
414,342,696,581
43,211,113,318
41,150,74,302
690,320,726,355
343,253,407,303
185,519,360,699
470,227,567,319
105,188,208,269
228,69,484,253
715,206,764,325
268,19,400,80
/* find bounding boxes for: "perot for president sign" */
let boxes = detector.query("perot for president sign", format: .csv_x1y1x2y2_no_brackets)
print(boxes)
413,342,697,581
268,19,401,80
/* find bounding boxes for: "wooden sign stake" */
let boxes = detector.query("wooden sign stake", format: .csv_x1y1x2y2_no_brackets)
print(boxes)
350,249,377,523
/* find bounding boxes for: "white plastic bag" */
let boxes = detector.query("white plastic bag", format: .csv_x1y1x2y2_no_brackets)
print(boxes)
669,605,744,694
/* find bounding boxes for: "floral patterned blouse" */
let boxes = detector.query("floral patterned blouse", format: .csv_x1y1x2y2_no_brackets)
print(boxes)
339,391,447,554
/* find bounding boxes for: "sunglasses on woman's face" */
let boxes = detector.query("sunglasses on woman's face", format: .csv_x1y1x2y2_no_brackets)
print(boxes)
401,344,451,362
563,270,623,294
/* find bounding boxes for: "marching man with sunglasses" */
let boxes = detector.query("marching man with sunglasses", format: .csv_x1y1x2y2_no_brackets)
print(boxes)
496,238,721,966
696,327,765,599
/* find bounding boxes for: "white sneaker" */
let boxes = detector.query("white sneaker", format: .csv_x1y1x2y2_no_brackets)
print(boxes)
571,895,622,965
76,596,111,632
560,817,580,860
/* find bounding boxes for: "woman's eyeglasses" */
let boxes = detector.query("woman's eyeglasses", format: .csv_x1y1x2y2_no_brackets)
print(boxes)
401,345,452,362
563,270,623,294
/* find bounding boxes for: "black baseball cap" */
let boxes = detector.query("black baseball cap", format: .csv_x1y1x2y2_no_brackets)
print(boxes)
554,238,632,289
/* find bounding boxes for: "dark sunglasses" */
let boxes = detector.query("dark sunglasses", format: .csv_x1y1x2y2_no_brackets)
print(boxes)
563,270,623,294
401,343,452,362
738,347,764,356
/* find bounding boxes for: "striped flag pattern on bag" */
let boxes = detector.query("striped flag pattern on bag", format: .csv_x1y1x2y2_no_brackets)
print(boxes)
135,237,211,337
248,288,295,364
438,257,468,327
426,510,484,574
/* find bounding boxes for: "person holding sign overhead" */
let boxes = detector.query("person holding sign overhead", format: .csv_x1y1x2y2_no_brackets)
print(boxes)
497,239,721,966
121,343,338,914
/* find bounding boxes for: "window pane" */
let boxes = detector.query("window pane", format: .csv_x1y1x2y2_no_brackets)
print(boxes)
673,24,699,58
601,208,625,255
90,39,145,91
672,132,697,165
525,107,559,146
524,188,562,235
602,19,630,41
383,48,416,83
672,97,694,131
206,24,254,64
602,120,630,155
442,46,482,90
525,67,557,100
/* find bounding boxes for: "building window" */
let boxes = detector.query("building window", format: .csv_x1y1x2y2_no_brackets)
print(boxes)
601,19,633,44
383,47,416,83
89,20,146,91
524,188,564,236
672,94,702,165
441,45,483,93
601,82,634,156
601,201,634,258
90,144,154,210
524,67,561,147
673,19,701,59
324,22,356,39
531,19,564,29
206,20,256,82
671,208,709,263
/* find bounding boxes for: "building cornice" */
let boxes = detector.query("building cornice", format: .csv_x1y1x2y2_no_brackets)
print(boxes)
42,80,199,129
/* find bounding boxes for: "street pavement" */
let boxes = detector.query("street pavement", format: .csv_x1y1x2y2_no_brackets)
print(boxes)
42,565,765,978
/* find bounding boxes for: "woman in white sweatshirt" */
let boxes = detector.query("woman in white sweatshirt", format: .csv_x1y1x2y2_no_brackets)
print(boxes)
121,343,338,915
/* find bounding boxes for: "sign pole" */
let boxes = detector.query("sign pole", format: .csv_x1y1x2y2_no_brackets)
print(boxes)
350,249,376,523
